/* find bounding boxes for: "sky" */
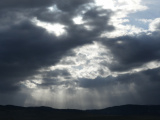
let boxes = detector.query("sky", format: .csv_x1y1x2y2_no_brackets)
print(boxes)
0,0,160,110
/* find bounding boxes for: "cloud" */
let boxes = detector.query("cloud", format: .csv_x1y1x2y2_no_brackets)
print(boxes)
23,67,160,109
0,21,74,92
77,67,160,107
0,0,54,9
0,0,92,10
149,18,160,31
55,0,93,12
136,19,153,23
38,69,72,87
0,0,114,93
101,31,160,71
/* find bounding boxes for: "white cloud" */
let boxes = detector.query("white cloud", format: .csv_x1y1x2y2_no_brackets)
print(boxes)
102,24,144,38
94,0,147,12
136,19,153,23
149,18,160,31
94,0,148,38
72,16,84,25
48,42,112,79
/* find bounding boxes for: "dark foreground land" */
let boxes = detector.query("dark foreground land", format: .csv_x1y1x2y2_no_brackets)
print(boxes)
0,104,160,120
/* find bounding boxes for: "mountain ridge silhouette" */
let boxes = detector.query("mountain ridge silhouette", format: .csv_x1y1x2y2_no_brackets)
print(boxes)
0,104,160,120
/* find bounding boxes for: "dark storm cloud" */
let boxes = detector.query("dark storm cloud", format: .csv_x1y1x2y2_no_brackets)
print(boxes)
78,67,160,105
55,0,93,12
43,69,71,78
40,69,72,86
0,91,30,106
0,20,90,92
101,31,160,71
0,0,94,28
34,7,114,37
30,0,93,24
0,0,54,9
39,79,76,90
35,68,77,89
0,0,93,26
0,0,114,93
152,19,160,31
83,8,114,33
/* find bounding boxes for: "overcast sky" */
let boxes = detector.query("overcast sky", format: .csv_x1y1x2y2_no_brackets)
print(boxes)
0,0,160,110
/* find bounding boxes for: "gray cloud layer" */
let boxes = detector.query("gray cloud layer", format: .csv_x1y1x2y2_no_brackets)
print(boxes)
101,31,160,71
77,67,160,107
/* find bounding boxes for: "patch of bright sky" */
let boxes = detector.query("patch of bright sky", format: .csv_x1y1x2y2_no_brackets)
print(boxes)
32,17,67,37
125,0,160,31
142,0,160,18
48,4,61,12
73,16,84,24
94,0,115,10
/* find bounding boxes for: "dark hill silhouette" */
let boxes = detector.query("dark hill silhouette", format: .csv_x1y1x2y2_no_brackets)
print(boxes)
87,104,160,115
0,104,160,120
